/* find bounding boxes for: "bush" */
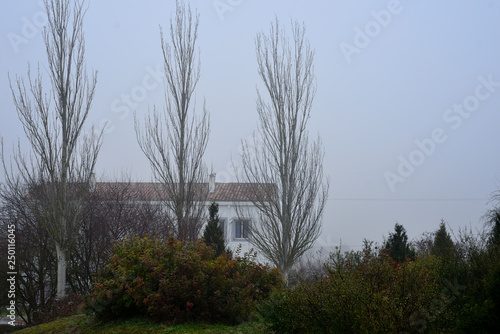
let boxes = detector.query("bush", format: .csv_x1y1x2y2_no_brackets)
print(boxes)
35,293,85,325
85,235,283,324
443,226,500,333
261,248,451,333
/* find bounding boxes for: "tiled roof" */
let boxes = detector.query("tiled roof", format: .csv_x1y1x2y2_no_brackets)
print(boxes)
207,183,273,202
93,182,273,203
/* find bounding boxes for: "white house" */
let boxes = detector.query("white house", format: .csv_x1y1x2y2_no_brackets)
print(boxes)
204,173,265,255
91,173,271,256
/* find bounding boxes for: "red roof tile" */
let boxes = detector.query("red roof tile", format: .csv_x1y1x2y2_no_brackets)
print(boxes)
94,182,273,203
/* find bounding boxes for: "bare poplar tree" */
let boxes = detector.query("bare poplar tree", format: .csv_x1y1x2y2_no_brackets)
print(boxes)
3,0,101,299
239,18,329,279
135,1,209,241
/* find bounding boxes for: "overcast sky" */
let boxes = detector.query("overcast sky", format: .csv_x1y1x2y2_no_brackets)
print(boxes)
1,0,499,251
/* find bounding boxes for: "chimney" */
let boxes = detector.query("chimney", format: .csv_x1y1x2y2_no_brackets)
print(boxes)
209,173,216,193
90,172,96,192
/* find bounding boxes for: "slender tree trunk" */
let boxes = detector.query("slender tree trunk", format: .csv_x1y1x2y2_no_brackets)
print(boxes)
55,244,67,299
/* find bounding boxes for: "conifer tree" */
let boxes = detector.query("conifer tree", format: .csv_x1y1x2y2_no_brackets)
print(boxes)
384,223,415,263
203,202,226,257
431,220,455,260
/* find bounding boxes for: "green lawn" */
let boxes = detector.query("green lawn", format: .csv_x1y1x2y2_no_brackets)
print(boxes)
11,314,272,334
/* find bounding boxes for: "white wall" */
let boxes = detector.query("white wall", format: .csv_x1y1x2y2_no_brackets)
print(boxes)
206,201,270,265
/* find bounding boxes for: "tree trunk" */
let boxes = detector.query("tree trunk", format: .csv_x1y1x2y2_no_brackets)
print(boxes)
55,244,67,300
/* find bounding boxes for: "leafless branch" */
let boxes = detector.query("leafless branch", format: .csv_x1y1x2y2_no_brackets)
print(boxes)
3,0,101,299
135,1,209,241
239,18,329,279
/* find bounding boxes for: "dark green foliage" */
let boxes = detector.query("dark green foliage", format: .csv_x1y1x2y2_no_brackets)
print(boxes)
385,223,415,263
261,228,500,334
485,256,500,330
421,225,500,333
489,211,500,250
85,236,283,324
260,247,449,333
203,202,227,257
431,220,455,260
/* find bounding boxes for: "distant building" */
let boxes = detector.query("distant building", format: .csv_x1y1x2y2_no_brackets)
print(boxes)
92,173,273,255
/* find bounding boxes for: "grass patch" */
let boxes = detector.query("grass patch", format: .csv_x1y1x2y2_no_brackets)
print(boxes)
13,314,272,333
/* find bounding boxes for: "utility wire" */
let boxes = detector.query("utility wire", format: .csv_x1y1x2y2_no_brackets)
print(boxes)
327,198,488,202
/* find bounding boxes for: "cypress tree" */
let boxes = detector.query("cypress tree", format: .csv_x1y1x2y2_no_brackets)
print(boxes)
431,220,455,260
203,202,227,257
384,223,415,263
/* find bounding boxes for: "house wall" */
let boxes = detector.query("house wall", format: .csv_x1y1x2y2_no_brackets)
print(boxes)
133,199,270,265
205,201,268,265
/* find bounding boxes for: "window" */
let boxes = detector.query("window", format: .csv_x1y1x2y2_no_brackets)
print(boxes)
234,219,250,239
218,218,226,240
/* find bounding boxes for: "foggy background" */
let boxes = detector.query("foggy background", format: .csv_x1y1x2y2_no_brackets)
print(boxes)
1,0,499,251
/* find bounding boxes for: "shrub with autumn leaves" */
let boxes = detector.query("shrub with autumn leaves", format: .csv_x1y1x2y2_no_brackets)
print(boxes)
85,236,283,324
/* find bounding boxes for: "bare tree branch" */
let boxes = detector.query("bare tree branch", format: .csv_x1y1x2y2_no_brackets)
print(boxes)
135,0,209,241
239,18,329,279
68,174,168,293
3,0,101,299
